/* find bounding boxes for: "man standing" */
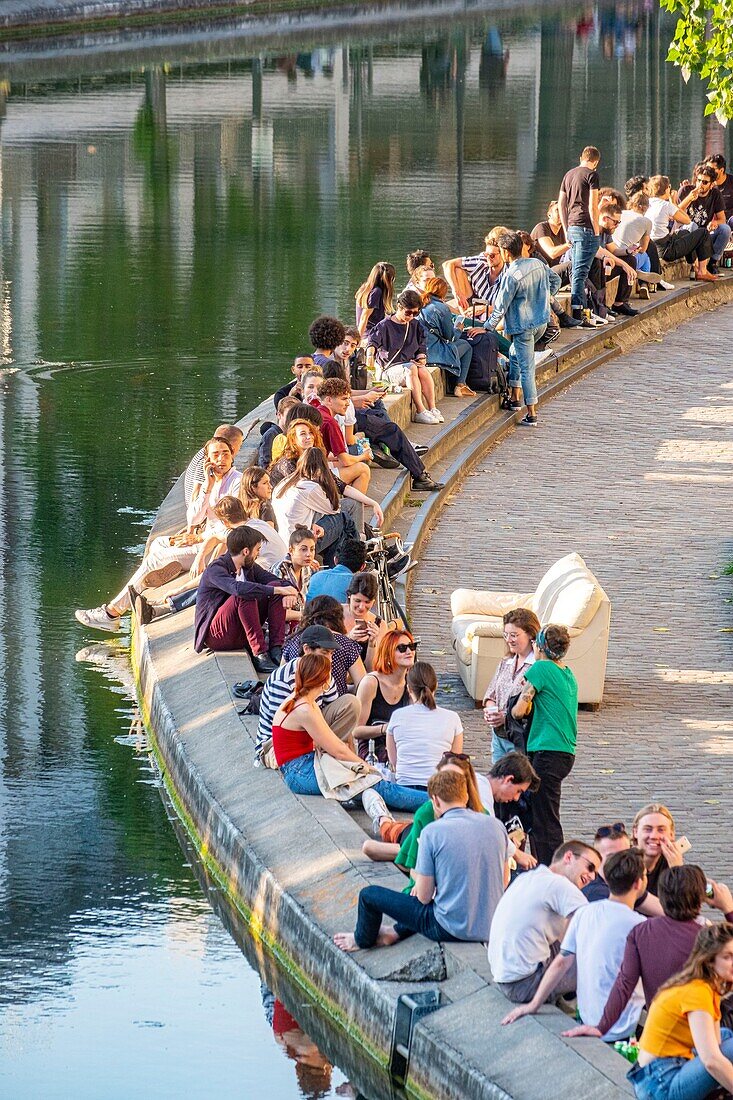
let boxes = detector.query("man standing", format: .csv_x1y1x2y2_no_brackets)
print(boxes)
193,526,297,672
486,231,560,428
334,769,510,950
501,848,647,1040
488,840,600,1003
559,146,601,321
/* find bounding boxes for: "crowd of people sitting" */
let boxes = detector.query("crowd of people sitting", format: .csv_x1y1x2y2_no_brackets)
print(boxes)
74,145,733,1097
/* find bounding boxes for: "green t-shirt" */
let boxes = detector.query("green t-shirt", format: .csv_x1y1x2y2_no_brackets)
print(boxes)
396,800,436,892
525,660,578,755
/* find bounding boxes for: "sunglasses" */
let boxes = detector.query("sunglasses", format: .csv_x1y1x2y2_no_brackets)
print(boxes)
402,309,420,317
395,642,418,653
596,821,627,839
580,857,599,876
440,751,471,762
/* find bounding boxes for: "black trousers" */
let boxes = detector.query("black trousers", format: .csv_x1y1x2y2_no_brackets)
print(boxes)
529,750,575,866
589,254,636,305
655,225,712,263
355,402,424,479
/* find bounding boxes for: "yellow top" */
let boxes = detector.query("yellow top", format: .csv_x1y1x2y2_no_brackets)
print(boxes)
271,434,287,461
640,979,720,1060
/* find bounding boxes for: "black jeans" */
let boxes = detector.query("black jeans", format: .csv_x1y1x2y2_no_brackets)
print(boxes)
354,885,459,948
529,750,575,866
355,401,425,480
656,225,712,263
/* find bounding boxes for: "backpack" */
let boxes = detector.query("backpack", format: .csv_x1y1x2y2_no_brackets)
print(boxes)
465,330,508,400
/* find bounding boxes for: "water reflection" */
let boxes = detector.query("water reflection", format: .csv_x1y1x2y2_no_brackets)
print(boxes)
0,2,729,1096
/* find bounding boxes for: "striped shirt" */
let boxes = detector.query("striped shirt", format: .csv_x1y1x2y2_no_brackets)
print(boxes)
256,658,339,752
461,254,505,303
283,631,362,696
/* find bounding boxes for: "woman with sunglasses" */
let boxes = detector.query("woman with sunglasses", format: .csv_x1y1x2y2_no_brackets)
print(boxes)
366,289,441,425
386,662,463,788
354,630,416,763
511,623,578,866
484,608,540,763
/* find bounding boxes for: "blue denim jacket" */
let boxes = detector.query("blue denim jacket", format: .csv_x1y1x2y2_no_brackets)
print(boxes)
487,258,561,336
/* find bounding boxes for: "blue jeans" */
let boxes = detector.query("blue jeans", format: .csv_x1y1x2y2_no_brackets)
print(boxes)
492,730,515,764
568,226,600,311
636,251,651,273
628,1032,733,1100
710,221,732,262
508,324,545,406
455,337,473,384
354,885,459,947
280,752,429,812
170,588,198,612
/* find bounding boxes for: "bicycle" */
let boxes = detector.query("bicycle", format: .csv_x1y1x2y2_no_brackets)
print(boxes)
363,530,414,630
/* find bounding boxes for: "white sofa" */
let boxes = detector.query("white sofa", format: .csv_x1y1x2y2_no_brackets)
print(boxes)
450,552,611,706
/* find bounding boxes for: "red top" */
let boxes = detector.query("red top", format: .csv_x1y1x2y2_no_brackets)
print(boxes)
313,400,347,459
272,719,314,766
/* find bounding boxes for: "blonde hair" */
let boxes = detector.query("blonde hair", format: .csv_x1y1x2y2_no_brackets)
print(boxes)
632,803,675,837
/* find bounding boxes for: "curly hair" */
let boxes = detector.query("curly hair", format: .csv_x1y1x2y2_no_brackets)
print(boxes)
308,315,346,353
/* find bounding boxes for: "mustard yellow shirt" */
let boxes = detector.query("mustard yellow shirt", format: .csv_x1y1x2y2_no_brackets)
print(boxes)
271,434,287,461
640,979,720,1060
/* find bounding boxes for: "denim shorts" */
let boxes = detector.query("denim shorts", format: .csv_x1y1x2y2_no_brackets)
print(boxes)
627,1056,686,1100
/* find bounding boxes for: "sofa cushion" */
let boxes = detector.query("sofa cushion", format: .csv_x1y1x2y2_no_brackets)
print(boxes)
450,589,533,618
534,553,602,631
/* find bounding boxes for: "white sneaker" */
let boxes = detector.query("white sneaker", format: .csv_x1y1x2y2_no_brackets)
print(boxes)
75,605,122,632
414,410,436,425
590,312,611,326
361,788,394,835
429,408,444,423
534,349,554,367
659,279,675,291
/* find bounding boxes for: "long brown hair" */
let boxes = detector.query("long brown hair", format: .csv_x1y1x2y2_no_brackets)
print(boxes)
407,662,438,711
657,922,733,997
355,262,396,313
272,447,341,512
279,419,326,464
437,753,483,812
238,466,271,520
282,653,332,715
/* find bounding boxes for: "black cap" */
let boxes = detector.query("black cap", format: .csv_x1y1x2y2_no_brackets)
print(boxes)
300,625,338,650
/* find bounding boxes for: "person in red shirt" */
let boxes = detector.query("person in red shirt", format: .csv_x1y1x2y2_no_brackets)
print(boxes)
311,376,372,498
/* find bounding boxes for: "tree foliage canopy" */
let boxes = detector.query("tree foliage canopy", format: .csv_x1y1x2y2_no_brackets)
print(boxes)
661,0,733,123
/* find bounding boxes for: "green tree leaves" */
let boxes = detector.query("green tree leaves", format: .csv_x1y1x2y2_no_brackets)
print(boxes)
661,0,733,121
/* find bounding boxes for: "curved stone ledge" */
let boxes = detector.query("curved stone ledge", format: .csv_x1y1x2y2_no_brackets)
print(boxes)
132,275,733,1099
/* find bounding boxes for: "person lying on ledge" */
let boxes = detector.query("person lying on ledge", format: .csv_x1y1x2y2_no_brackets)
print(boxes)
334,768,510,951
193,525,298,673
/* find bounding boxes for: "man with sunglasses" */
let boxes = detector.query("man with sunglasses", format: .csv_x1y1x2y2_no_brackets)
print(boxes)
488,840,600,1004
442,236,507,316
584,822,662,916
679,164,730,275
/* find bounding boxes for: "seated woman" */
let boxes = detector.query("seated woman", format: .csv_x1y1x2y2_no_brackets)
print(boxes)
353,628,413,763
272,652,429,813
271,447,383,549
483,608,540,763
342,572,390,670
386,662,463,788
274,525,319,632
283,595,366,695
355,261,396,337
239,466,277,526
625,923,733,1099
75,437,242,632
269,419,327,488
419,277,476,398
366,289,442,425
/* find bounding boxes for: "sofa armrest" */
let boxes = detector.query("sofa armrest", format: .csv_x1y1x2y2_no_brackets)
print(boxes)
468,621,505,639
451,588,534,618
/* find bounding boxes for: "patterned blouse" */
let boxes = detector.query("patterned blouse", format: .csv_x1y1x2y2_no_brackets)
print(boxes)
483,651,536,715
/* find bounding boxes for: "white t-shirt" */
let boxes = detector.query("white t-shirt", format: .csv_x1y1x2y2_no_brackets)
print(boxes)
647,197,677,241
475,773,516,860
271,479,338,540
335,400,357,430
487,865,587,980
613,211,652,252
561,900,645,1042
387,703,463,786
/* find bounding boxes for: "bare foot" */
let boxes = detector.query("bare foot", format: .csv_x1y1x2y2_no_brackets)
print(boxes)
334,933,358,951
375,927,400,947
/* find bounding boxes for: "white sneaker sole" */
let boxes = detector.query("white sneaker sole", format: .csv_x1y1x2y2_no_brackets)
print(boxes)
75,609,121,632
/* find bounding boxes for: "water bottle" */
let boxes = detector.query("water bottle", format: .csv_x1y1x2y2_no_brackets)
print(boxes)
365,739,378,767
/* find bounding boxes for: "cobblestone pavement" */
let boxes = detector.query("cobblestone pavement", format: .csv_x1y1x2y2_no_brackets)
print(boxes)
409,305,733,883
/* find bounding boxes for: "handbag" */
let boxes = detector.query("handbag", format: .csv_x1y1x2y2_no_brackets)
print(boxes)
503,690,533,755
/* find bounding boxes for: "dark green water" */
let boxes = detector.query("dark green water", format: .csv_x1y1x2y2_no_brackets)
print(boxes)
0,2,729,1096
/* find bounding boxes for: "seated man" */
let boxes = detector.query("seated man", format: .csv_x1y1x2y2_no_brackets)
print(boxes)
184,423,244,505
706,153,733,231
193,525,298,673
631,802,686,896
583,821,662,916
502,847,648,1041
306,538,366,604
590,203,640,318
255,624,360,760
258,395,302,469
488,839,601,1003
334,768,510,950
443,234,506,314
679,162,731,275
273,354,316,412
404,249,436,294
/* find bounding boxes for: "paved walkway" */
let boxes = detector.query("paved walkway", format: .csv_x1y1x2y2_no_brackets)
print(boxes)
410,304,733,883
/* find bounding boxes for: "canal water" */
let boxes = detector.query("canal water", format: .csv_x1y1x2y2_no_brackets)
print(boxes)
0,2,728,1096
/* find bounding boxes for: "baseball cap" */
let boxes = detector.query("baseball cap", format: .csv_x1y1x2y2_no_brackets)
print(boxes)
300,625,338,650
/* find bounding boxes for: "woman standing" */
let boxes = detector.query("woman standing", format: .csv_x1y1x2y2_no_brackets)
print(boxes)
483,608,540,763
272,653,428,813
386,662,463,788
419,277,476,398
354,629,415,762
355,262,396,337
511,624,577,865
626,923,733,1098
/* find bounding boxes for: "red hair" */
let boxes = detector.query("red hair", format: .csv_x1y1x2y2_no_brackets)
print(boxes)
282,653,331,714
372,629,415,675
